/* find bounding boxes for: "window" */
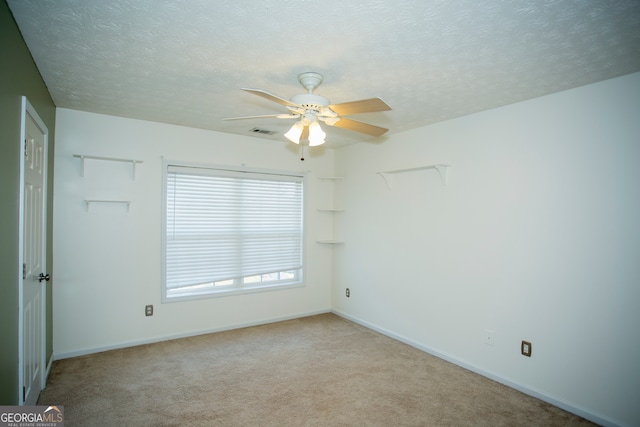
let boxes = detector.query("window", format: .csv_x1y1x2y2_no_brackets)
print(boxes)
162,161,305,301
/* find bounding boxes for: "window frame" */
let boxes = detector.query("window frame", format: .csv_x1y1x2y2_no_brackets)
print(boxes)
161,159,306,303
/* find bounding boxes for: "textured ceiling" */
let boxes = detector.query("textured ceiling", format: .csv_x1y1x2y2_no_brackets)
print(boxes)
7,0,640,148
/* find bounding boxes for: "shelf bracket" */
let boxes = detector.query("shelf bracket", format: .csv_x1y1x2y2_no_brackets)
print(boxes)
434,164,450,186
378,172,394,189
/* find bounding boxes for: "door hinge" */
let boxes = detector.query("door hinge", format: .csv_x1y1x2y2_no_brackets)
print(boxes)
23,263,27,280
24,139,28,158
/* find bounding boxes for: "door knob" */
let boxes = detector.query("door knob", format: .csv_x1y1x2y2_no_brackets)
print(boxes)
38,273,50,282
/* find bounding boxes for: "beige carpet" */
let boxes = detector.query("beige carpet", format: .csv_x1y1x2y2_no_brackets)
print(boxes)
39,313,596,426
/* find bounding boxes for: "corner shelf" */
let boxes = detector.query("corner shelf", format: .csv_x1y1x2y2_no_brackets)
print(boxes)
377,164,451,188
85,200,131,212
316,176,344,244
73,154,143,179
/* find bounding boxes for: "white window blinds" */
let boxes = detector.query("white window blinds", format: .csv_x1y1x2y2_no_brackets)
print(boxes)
165,164,304,296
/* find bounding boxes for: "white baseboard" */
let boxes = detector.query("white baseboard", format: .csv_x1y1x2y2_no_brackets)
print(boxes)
45,355,53,378
53,309,331,361
332,309,621,427
42,354,53,391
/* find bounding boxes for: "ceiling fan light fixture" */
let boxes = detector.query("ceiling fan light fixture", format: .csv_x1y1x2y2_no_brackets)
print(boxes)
308,121,326,146
285,121,304,144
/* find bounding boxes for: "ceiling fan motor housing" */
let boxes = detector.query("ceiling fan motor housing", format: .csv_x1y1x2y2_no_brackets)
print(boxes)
290,93,330,112
292,72,331,114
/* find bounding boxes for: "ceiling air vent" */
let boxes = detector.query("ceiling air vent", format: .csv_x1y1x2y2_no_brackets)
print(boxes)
249,127,277,135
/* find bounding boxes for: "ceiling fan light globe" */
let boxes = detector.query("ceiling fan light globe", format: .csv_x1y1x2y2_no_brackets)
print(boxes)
285,122,304,144
308,122,326,146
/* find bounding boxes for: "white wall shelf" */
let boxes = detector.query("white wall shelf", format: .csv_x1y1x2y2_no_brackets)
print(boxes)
73,154,143,179
377,164,451,188
85,200,131,212
316,176,343,243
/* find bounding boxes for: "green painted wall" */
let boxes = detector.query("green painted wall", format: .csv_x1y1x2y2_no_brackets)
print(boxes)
0,1,55,404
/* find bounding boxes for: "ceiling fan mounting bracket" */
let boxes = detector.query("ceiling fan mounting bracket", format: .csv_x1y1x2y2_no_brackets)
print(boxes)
298,72,323,92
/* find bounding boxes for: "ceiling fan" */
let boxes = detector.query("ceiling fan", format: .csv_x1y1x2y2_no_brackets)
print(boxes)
223,72,391,148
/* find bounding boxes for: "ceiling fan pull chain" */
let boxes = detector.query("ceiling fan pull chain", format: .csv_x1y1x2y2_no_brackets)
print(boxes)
300,144,305,161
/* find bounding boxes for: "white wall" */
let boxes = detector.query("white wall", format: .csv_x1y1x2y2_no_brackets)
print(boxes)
53,73,640,426
53,110,335,357
332,72,640,427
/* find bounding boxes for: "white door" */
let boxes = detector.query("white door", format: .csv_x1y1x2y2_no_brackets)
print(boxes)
19,97,48,406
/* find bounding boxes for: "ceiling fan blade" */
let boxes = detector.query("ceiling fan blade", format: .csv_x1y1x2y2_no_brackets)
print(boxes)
222,114,298,121
330,117,389,137
242,88,298,108
328,98,391,116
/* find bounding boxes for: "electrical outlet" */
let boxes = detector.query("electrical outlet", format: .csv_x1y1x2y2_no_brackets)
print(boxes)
145,305,153,316
345,288,350,298
484,330,494,346
521,340,532,357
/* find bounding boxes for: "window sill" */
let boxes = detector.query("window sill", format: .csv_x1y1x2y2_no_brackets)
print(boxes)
162,282,305,303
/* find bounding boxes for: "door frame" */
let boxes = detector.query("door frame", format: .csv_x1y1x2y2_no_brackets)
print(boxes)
18,96,49,405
